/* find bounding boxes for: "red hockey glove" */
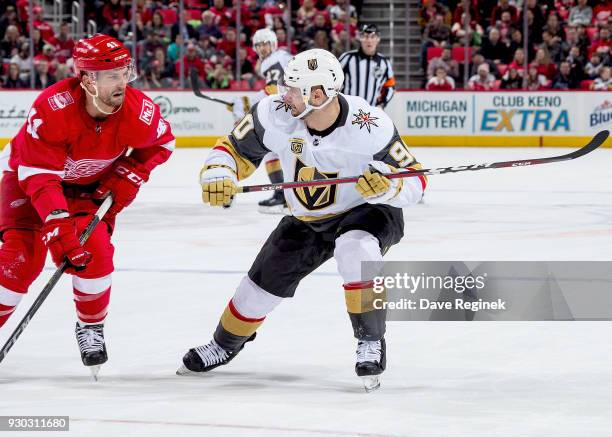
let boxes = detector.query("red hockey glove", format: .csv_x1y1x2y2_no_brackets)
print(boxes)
93,157,149,220
42,212,92,273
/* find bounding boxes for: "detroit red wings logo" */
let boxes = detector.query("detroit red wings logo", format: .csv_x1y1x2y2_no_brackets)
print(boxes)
48,91,74,111
63,154,121,181
351,109,379,133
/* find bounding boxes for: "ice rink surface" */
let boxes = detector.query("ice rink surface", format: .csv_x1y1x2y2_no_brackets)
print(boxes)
1,146,612,437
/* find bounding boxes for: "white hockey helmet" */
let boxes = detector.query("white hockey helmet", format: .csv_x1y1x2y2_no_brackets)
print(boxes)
252,28,277,52
281,49,344,119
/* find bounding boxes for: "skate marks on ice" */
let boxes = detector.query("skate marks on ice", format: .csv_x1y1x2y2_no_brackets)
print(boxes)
2,367,611,436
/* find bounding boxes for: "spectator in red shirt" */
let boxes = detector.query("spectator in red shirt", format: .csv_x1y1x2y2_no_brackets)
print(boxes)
593,2,611,25
218,28,238,57
490,0,518,27
526,64,550,90
452,2,480,30
31,6,55,43
508,48,526,75
231,0,251,27
53,22,75,64
262,1,286,29
175,43,206,80
590,26,611,57
331,12,357,42
426,67,455,90
276,27,298,54
102,0,127,28
210,0,233,27
530,48,557,80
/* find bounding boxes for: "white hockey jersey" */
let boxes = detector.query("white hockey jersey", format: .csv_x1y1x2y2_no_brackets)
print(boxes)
232,49,293,121
207,94,427,221
260,49,293,92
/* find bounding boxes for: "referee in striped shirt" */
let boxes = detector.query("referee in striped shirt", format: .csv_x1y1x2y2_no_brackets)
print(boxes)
338,24,396,108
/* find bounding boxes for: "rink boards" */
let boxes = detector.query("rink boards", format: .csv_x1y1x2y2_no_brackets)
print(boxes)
0,90,610,148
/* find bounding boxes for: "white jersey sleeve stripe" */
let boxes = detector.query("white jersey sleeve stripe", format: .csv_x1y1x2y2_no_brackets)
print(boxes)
18,165,65,181
0,285,25,306
160,139,176,152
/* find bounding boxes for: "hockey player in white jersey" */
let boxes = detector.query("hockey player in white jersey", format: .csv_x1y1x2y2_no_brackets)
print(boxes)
233,28,293,213
179,49,427,391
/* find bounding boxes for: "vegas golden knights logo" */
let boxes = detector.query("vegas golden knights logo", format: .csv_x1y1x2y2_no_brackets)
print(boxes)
290,138,304,155
307,59,318,70
293,158,338,210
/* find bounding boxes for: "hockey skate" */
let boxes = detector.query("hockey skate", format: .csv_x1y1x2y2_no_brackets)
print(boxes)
355,337,386,392
258,191,288,215
176,333,256,375
75,322,108,381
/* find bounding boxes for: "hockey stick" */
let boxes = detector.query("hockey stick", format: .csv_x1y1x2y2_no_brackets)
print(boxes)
237,130,609,193
0,195,113,364
190,69,234,107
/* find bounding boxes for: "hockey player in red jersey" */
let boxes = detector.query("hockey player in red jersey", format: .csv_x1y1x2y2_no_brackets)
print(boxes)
0,34,175,375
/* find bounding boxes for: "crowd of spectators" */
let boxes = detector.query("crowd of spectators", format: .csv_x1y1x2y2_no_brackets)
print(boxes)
2,1,611,91
421,0,612,91
0,0,363,90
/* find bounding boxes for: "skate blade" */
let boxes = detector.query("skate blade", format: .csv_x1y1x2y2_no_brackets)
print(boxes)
89,365,101,381
360,375,381,393
176,364,194,376
257,204,289,215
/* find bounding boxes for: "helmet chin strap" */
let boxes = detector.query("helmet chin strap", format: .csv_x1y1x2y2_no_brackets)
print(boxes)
80,82,123,115
294,93,335,119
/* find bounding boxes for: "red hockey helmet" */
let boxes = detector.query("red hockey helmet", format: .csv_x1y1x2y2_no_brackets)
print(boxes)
73,33,136,83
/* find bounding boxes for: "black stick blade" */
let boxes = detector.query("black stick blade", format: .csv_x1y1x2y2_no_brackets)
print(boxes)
566,129,609,159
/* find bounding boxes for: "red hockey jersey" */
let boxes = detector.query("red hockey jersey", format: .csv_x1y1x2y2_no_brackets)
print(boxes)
2,78,175,220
